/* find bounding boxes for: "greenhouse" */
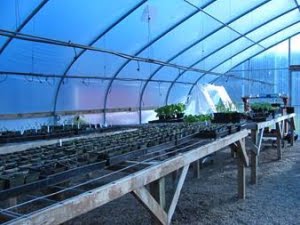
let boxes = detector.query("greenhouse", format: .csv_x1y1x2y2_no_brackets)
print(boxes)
0,1,299,224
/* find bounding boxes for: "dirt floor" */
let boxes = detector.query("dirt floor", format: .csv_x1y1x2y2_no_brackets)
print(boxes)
64,141,300,225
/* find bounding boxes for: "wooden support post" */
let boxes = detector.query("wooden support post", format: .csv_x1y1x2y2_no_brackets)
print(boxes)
133,187,167,225
150,178,166,209
237,156,246,199
150,177,166,225
168,164,189,224
236,139,248,199
193,160,200,179
290,118,296,146
276,122,282,160
250,151,258,185
172,170,179,185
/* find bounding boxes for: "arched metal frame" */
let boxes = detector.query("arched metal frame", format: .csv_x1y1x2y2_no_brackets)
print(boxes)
102,0,216,123
212,32,300,85
164,6,298,105
138,0,271,123
0,0,300,125
186,20,300,97
0,0,49,54
53,0,148,115
167,31,300,110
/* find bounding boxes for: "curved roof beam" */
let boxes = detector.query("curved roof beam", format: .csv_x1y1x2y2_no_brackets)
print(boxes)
187,23,300,97
166,32,300,107
102,0,216,123
165,6,298,104
138,0,271,123
53,0,147,116
0,0,49,55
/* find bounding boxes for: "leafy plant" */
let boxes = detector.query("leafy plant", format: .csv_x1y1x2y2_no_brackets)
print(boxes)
174,103,186,114
251,102,273,112
184,114,212,123
155,103,186,119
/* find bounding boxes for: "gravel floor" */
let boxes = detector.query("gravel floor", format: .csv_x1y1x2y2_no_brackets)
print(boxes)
64,141,300,225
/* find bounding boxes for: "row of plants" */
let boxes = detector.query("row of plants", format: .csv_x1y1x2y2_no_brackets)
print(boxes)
154,103,186,120
183,114,212,123
0,124,123,144
0,123,205,190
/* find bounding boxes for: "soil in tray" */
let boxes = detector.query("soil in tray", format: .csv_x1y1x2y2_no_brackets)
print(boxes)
213,112,246,123
197,126,229,139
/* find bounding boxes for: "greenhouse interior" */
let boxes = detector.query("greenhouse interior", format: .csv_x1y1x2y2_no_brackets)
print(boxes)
0,0,299,224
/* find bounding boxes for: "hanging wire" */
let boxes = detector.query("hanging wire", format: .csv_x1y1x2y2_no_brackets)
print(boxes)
25,75,34,82
15,0,20,29
0,74,8,83
136,61,140,72
82,78,90,87
45,76,55,86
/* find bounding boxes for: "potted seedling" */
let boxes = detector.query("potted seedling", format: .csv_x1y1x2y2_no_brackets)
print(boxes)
174,103,186,119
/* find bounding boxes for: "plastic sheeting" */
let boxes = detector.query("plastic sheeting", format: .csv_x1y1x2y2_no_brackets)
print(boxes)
1,0,300,125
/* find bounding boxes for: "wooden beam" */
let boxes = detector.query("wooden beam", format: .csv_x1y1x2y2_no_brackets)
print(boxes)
237,139,249,167
0,106,157,120
8,130,248,225
250,151,258,185
193,160,201,179
236,140,246,200
168,164,190,224
276,122,282,160
133,186,168,225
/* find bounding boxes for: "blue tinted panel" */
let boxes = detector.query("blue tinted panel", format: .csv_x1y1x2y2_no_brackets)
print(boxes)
0,0,41,30
204,0,264,23
195,38,253,71
0,39,74,74
168,84,192,104
247,9,300,41
260,22,300,48
177,71,202,83
0,76,56,114
23,0,139,44
56,80,109,111
142,82,170,107
107,81,141,108
213,45,264,73
230,0,295,34
173,28,239,66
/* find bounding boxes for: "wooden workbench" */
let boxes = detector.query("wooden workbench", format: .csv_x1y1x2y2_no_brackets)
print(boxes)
7,130,249,225
246,113,296,184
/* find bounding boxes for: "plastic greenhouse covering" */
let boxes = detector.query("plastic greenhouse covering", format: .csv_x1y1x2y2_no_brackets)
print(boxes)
1,0,300,128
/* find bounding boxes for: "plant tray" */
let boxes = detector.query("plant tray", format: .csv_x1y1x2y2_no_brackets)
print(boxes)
197,128,229,139
213,112,246,124
149,118,184,123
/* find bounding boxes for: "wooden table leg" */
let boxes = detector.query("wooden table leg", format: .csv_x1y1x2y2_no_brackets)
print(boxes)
276,122,282,160
250,151,258,185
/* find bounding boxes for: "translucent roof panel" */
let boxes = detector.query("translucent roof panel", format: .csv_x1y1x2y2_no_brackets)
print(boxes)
203,0,265,23
0,39,75,74
106,81,141,108
142,82,170,107
230,0,296,34
0,76,56,114
56,80,109,112
246,9,300,41
168,84,192,104
1,0,300,119
260,22,300,48
0,0,41,47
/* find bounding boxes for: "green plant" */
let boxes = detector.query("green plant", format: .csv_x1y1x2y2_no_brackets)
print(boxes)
251,102,273,112
155,103,186,119
174,103,186,114
184,114,212,123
